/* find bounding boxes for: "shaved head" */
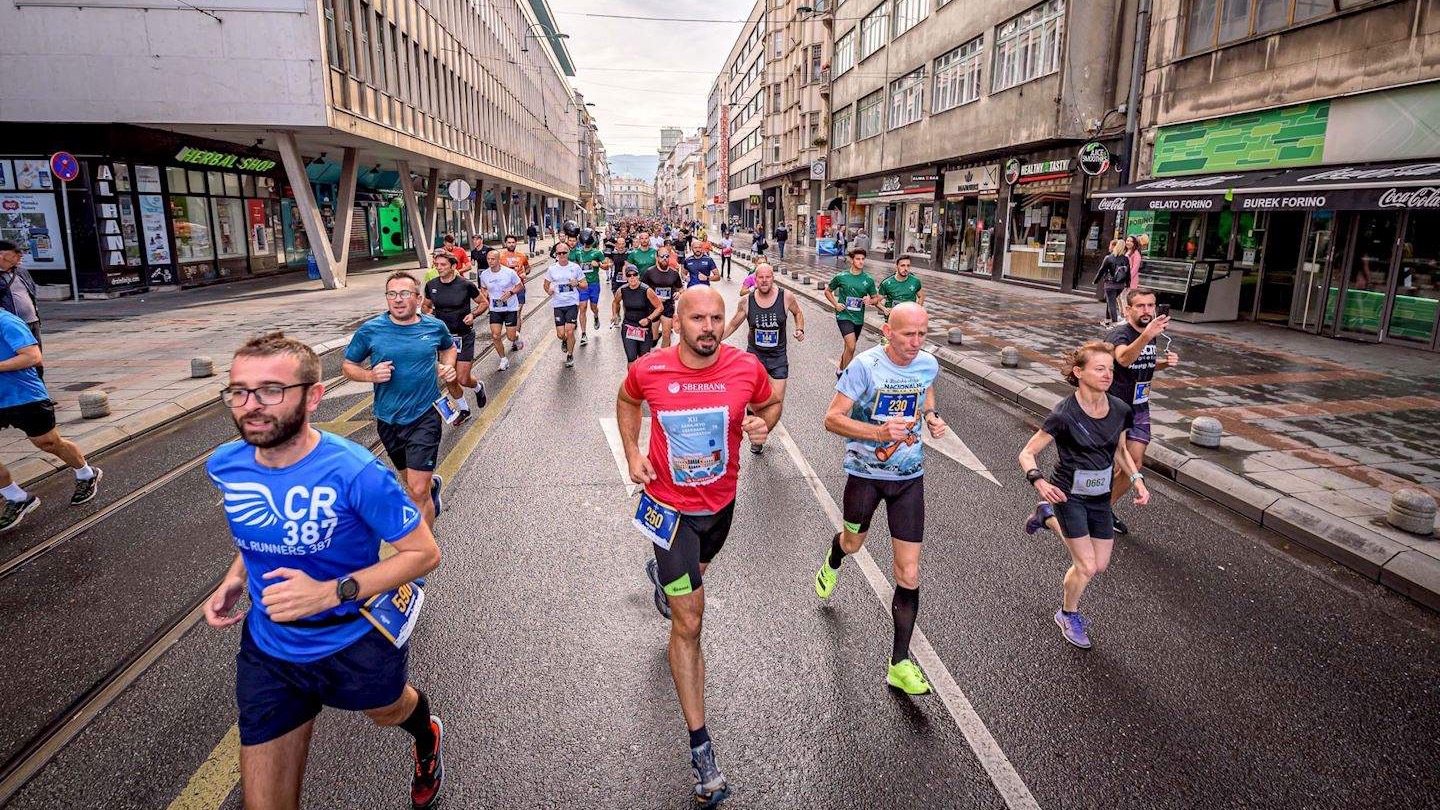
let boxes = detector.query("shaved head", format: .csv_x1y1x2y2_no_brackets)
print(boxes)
884,302,929,365
675,286,726,359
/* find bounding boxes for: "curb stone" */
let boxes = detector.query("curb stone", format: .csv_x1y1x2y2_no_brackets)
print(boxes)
748,256,1440,613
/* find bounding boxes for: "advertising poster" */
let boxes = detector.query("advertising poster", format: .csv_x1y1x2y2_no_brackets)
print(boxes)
247,199,270,253
139,194,172,264
0,161,12,190
135,165,162,194
117,197,143,266
0,192,67,270
15,160,53,190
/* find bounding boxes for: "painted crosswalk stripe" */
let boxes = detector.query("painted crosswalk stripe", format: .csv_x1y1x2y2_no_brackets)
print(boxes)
772,423,1041,810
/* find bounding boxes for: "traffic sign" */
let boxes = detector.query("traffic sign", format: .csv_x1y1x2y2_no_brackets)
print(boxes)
50,152,80,183
447,179,472,202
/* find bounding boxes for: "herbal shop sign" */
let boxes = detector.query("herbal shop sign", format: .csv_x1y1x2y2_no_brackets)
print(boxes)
174,146,277,173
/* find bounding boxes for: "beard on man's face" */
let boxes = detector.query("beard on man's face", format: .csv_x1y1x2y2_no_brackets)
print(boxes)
234,401,307,449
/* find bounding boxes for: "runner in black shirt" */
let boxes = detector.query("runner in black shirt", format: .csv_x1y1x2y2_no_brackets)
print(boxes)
611,263,664,365
469,235,493,275
1103,286,1178,535
1018,340,1150,650
422,253,487,423
641,248,685,349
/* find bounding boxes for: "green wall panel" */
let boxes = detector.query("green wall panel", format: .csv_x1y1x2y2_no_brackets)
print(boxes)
1152,102,1329,177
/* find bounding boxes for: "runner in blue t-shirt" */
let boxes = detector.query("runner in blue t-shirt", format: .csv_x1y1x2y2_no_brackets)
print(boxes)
812,302,949,696
681,243,718,288
0,309,102,532
205,332,445,809
343,272,456,528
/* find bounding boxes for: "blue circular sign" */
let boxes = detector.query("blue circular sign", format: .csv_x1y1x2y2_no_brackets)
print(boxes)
50,152,80,183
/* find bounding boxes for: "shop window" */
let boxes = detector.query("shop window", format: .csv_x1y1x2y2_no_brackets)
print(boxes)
188,170,207,193
169,196,215,261
993,0,1064,92
166,167,189,194
222,173,242,197
934,37,982,113
1392,212,1440,345
211,198,248,259
888,68,924,130
834,29,856,74
857,90,884,139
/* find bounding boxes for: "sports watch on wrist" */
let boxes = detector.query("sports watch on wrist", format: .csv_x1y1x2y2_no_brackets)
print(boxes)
336,575,360,604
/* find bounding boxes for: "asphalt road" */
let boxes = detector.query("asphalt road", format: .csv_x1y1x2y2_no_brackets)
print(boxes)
4,275,1438,810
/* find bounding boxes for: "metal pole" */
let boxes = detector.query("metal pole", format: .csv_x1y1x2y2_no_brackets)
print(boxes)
1123,0,1153,184
61,180,80,302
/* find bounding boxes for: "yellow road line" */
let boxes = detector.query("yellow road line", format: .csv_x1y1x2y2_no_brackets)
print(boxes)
312,392,376,433
166,330,555,810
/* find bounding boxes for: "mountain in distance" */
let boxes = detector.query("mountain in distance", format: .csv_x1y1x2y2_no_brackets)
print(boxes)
608,154,658,180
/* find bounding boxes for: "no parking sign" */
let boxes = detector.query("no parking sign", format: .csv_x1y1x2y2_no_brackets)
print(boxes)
49,152,80,183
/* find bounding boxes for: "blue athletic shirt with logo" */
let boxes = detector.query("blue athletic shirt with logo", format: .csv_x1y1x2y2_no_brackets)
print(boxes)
835,345,939,481
0,310,48,409
207,431,422,663
344,313,454,425
682,255,717,287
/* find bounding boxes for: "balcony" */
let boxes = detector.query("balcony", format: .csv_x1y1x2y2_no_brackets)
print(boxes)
818,68,831,96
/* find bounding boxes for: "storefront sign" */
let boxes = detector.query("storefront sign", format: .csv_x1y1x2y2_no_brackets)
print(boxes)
943,165,1000,197
1017,159,1071,183
1004,159,1021,185
810,159,827,180
857,173,938,201
1233,161,1440,210
0,192,67,270
174,146,277,173
1077,143,1111,176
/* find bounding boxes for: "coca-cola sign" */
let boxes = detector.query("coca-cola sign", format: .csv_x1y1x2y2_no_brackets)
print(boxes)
1096,197,1126,212
1378,186,1440,209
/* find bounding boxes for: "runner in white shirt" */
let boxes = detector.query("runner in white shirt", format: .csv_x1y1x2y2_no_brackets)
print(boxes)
477,264,525,371
543,252,587,368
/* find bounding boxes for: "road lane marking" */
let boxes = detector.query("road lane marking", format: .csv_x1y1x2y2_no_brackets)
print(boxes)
828,356,1001,487
771,423,1041,810
598,417,639,498
168,330,556,810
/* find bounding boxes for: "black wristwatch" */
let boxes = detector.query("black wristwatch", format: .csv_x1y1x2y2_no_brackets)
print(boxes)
1025,469,1045,484
336,575,360,604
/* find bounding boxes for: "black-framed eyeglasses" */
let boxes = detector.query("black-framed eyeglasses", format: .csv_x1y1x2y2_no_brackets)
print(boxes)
219,383,312,407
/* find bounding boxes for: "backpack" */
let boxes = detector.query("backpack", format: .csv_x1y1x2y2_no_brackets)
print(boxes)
1109,255,1131,286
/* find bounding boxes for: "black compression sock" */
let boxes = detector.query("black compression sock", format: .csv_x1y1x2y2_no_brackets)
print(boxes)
689,725,710,749
891,586,919,663
400,689,437,756
827,534,847,570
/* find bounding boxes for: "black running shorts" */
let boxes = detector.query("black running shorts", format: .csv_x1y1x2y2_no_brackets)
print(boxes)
0,399,56,438
376,410,443,472
842,474,924,543
652,501,735,597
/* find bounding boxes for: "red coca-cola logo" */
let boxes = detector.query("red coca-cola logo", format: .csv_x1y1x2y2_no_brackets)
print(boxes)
1377,186,1440,208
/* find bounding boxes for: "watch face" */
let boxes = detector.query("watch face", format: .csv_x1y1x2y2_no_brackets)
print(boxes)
338,577,359,601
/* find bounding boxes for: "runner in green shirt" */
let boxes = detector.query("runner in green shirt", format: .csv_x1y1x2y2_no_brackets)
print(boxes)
825,248,881,375
878,257,925,317
626,231,658,277
572,240,607,340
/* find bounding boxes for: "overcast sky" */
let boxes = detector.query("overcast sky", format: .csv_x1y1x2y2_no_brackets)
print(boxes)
554,0,746,160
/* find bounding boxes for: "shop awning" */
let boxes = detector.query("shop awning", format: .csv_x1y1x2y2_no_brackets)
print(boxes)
1088,170,1276,213
1229,159,1440,212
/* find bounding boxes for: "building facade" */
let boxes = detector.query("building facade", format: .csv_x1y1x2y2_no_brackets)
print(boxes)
718,0,770,230
0,0,580,294
575,90,610,226
610,176,656,219
1091,0,1440,351
655,131,702,220
756,0,833,248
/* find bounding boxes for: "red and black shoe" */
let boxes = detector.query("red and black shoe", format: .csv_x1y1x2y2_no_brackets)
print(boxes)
411,715,445,809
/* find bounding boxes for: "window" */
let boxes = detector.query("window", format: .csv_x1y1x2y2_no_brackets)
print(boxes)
892,0,927,38
770,137,781,163
809,44,824,83
808,111,821,140
323,0,343,69
933,37,982,113
993,0,1064,92
834,29,856,74
772,84,782,113
860,5,887,60
774,30,784,57
832,106,853,147
857,90,884,139
1185,0,1348,52
888,67,924,129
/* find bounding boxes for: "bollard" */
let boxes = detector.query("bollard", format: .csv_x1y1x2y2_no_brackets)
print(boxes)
999,346,1020,368
1387,489,1437,536
191,356,215,378
79,390,111,419
815,280,826,290
1189,416,1223,448
947,328,964,346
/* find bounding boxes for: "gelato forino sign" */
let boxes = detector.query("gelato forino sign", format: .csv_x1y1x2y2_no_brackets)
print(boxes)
174,146,277,173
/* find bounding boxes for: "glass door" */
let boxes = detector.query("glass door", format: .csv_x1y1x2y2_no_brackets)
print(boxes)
1289,211,1334,332
1333,212,1399,340
1386,211,1440,348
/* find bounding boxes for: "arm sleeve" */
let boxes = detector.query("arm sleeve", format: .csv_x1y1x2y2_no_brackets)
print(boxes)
437,325,455,350
466,282,481,299
621,362,644,401
343,326,370,363
348,459,424,542
1041,408,1066,442
0,317,38,352
836,360,869,402
827,275,840,291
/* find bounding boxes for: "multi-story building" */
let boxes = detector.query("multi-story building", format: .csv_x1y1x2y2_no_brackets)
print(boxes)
704,81,729,230
655,131,702,220
1090,0,1440,352
610,176,656,219
756,0,833,247
0,0,580,293
827,0,1130,287
574,90,609,227
717,0,770,230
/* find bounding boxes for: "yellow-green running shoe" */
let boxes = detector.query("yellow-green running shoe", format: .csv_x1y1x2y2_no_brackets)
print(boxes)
887,658,933,695
814,561,839,599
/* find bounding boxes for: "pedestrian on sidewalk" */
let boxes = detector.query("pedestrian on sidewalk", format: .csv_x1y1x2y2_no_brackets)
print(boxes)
719,235,734,279
1094,239,1130,327
527,222,539,254
1018,340,1150,650
852,229,870,254
1105,287,1178,536
826,248,881,376
753,230,769,259
0,240,42,379
0,309,102,532
1125,234,1148,289
775,223,789,259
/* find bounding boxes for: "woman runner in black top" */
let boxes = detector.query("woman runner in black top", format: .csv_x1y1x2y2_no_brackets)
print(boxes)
422,253,487,421
1017,340,1150,651
611,263,664,365
641,248,685,349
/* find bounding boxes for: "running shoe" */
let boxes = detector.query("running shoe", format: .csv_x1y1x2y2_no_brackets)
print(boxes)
644,558,672,619
749,443,764,456
499,356,510,371
1054,610,1092,649
690,741,730,808
71,467,103,505
580,333,589,346
887,658,933,695
474,382,487,409
1111,516,1130,536
814,557,839,599
0,496,40,533
565,354,575,368
430,475,444,515
513,338,525,352
452,407,471,427
1024,502,1054,535
411,715,445,809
